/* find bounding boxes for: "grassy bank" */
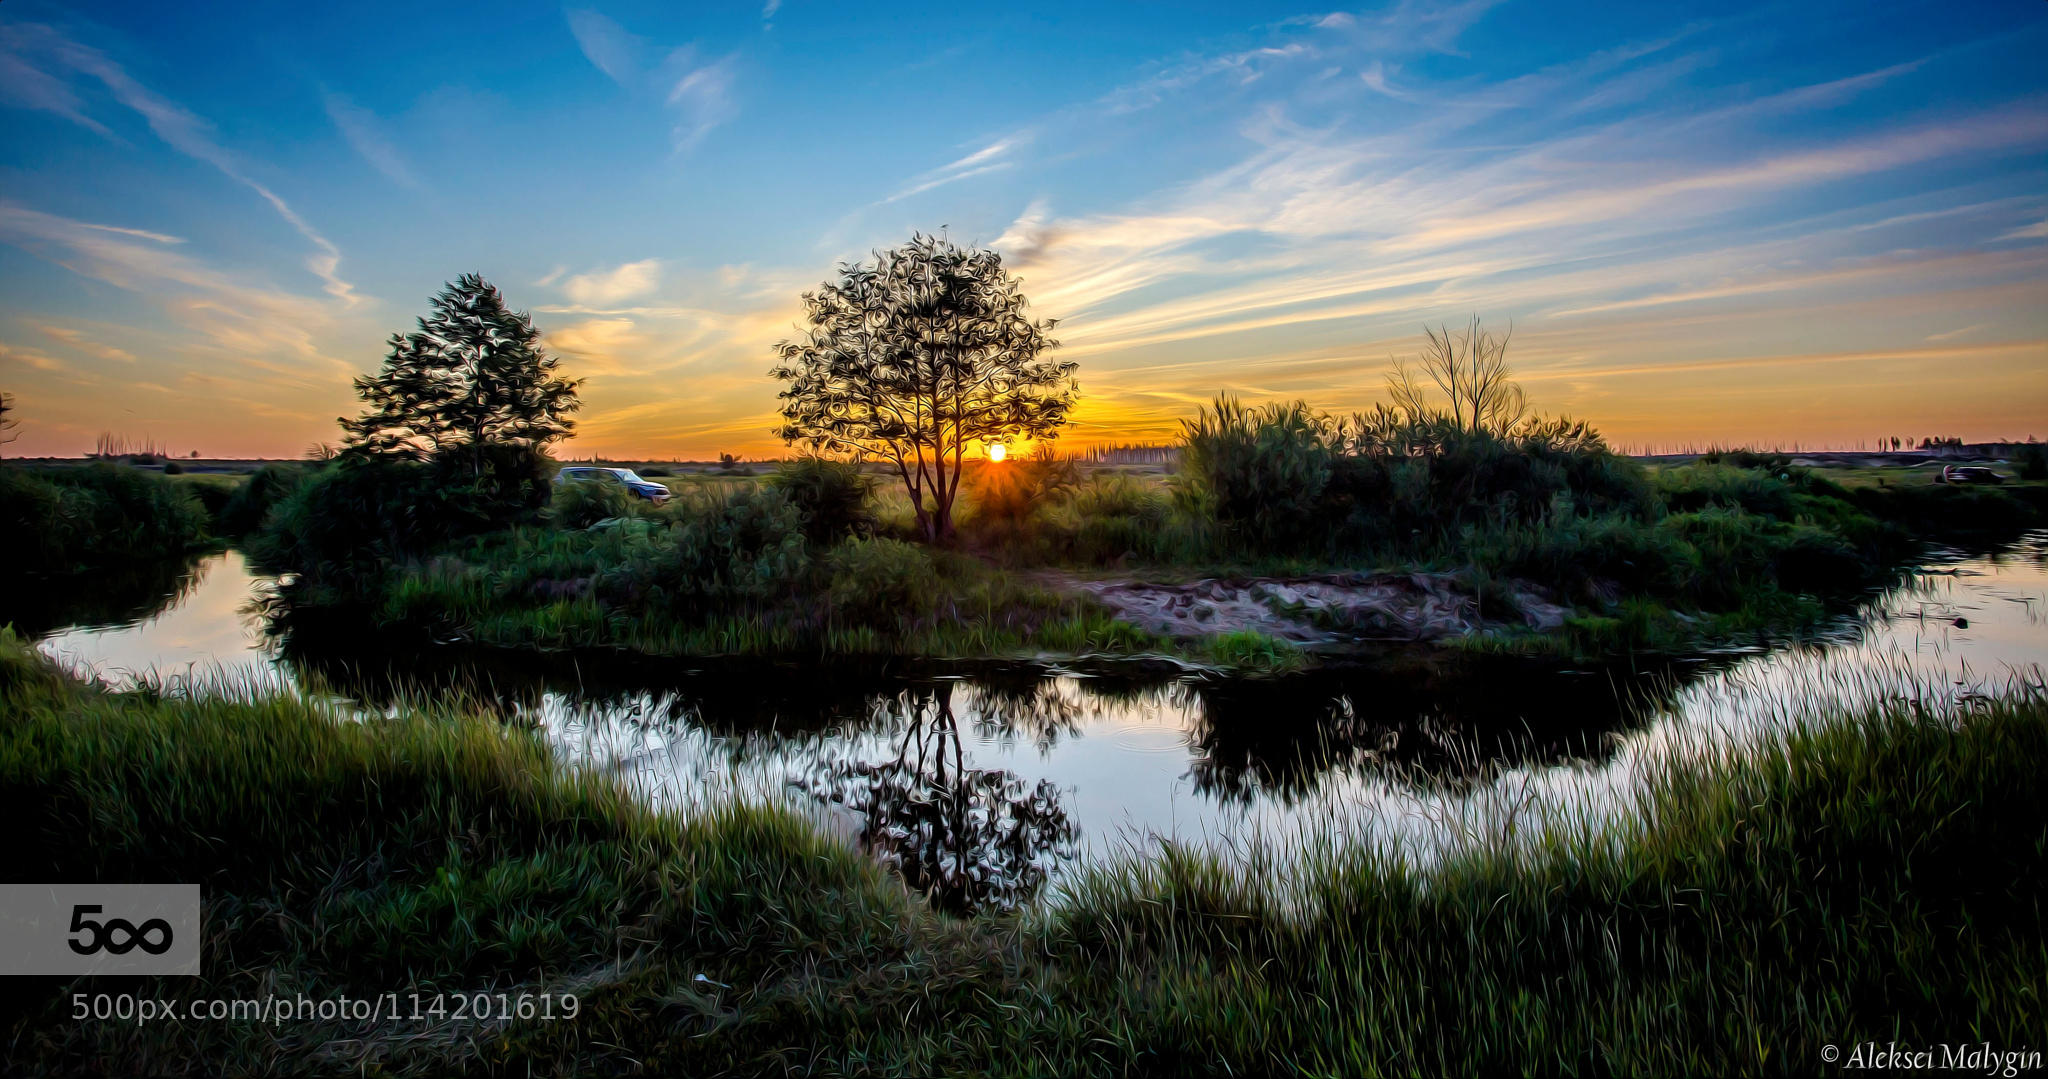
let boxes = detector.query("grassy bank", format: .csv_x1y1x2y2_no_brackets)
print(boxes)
0,463,215,578
260,445,2047,665
4,632,2041,1075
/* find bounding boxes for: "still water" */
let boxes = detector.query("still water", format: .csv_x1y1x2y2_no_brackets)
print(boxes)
30,538,2048,908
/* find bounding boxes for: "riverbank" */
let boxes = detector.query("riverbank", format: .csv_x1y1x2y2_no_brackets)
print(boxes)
2,630,2040,1075
261,456,2048,668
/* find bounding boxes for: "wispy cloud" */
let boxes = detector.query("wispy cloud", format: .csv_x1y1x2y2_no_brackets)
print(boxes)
4,22,360,305
0,201,351,382
885,135,1027,202
562,259,664,305
36,324,137,363
322,92,421,189
0,340,66,372
565,9,640,86
565,9,738,152
0,23,116,138
547,316,645,375
662,49,737,152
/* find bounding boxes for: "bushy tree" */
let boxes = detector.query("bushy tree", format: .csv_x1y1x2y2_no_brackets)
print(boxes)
341,274,581,473
772,234,1078,543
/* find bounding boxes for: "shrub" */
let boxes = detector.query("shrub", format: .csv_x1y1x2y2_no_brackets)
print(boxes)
161,460,184,475
0,463,210,576
825,537,936,628
771,457,875,545
966,452,1081,533
1034,474,1201,564
251,445,552,579
634,485,811,610
1180,396,1336,551
550,476,637,530
216,464,310,537
1697,447,1793,472
2017,444,2047,481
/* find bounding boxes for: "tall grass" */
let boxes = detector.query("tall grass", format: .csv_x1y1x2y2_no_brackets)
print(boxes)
4,630,2041,1074
0,462,212,577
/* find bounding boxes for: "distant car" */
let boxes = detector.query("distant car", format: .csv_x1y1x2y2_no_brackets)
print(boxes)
554,466,672,503
1938,465,2004,486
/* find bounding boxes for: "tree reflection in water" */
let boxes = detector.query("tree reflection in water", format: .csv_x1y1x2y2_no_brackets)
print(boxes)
793,681,1078,914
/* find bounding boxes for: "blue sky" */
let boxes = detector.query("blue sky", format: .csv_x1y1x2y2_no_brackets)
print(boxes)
1,0,2043,457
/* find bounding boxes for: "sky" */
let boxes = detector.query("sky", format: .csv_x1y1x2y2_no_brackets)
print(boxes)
0,0,2044,459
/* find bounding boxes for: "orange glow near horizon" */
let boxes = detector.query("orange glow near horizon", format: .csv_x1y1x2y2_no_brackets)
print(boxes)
3,8,2046,462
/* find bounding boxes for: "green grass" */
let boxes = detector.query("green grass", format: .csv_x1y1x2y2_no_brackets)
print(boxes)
1,462,217,579
3,630,2042,1075
247,448,2048,667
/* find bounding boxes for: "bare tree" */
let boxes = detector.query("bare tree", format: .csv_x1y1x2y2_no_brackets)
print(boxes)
772,233,1077,543
1386,316,1527,436
0,391,17,456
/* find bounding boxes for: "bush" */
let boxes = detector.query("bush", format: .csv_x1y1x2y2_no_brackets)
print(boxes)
550,476,638,530
1034,474,1201,564
825,537,936,628
965,452,1081,533
177,476,236,523
252,445,552,579
1333,412,1655,549
593,485,810,613
771,457,875,545
1696,447,1792,472
161,460,184,475
1180,396,1336,551
0,463,210,576
216,464,310,537
2017,444,2047,481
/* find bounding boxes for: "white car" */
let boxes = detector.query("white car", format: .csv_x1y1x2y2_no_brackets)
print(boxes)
554,466,672,503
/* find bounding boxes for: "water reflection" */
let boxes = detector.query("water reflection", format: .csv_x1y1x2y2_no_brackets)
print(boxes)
793,682,1077,913
24,533,2048,909
6,550,210,640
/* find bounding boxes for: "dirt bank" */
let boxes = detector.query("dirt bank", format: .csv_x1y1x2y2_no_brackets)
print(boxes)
1057,572,1571,645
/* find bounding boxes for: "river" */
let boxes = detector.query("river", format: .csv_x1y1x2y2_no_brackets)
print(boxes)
30,536,2047,909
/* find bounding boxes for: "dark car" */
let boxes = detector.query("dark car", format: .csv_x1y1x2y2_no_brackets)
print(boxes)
1938,465,2005,486
554,466,673,503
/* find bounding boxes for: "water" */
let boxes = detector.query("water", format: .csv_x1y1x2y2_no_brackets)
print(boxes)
28,538,2048,907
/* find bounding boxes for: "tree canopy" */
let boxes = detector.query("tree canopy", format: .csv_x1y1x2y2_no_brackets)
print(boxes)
771,234,1077,542
341,274,581,471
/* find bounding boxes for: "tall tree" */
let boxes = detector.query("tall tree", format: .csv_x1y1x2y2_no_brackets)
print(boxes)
341,274,581,471
771,234,1077,542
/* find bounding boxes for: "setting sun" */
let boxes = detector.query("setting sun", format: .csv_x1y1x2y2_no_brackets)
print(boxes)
988,443,1007,462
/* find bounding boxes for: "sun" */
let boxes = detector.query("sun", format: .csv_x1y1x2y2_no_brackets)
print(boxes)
987,443,1007,462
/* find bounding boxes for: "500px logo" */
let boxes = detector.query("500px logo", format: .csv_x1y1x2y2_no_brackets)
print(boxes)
0,885,200,976
66,904,175,957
